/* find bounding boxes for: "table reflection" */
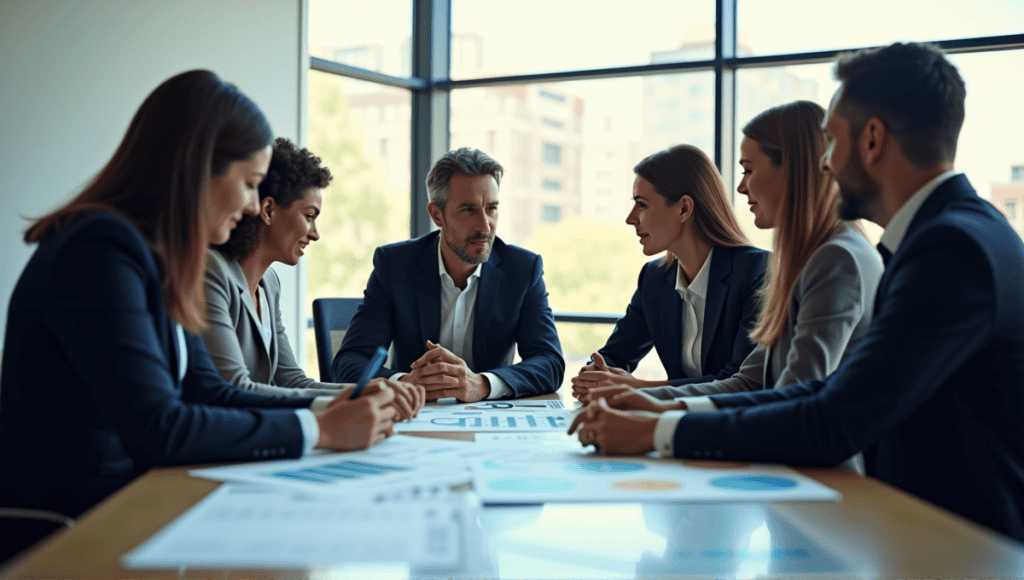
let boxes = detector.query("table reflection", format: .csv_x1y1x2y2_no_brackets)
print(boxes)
475,502,848,579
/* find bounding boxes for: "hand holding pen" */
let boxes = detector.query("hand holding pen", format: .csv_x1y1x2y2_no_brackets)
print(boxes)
344,346,426,421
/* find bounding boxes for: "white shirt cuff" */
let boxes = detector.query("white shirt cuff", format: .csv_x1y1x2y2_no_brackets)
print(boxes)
389,372,407,381
310,396,333,413
482,372,510,399
295,408,320,455
654,410,686,457
677,396,717,411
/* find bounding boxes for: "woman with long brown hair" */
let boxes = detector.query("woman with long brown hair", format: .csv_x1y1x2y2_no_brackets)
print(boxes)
0,71,402,531
576,101,884,459
571,144,768,401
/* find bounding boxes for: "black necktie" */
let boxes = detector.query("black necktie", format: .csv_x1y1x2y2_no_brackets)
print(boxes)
877,243,892,267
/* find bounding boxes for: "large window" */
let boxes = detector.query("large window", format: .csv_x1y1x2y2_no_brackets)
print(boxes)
303,71,411,373
305,0,1023,380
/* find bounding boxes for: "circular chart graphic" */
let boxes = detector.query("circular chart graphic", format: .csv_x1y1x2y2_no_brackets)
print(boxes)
566,461,646,474
481,450,535,472
610,479,682,492
681,460,751,469
709,475,798,491
487,477,576,494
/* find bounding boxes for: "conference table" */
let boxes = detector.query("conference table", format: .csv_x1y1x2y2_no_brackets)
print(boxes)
4,392,1024,579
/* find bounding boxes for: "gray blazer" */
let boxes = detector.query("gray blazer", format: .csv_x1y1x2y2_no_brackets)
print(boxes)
643,224,884,399
201,250,342,397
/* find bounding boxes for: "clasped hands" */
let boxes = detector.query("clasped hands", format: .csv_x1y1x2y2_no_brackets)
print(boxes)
315,377,425,451
568,353,687,455
402,340,490,402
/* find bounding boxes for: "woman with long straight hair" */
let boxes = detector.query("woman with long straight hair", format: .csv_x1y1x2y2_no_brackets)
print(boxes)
0,71,403,527
570,144,769,401
579,101,884,455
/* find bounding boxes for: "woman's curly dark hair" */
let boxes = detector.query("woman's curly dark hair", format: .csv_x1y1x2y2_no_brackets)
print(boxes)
214,137,333,261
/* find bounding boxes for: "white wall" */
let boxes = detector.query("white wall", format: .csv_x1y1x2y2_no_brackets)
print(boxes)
0,0,309,358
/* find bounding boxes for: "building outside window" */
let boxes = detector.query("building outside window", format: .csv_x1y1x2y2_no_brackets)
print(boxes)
305,0,1024,382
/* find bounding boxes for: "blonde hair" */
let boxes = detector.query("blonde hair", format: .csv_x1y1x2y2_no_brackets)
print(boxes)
744,101,852,346
633,144,749,268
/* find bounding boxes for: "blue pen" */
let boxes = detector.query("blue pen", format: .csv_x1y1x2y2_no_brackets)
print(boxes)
350,346,388,399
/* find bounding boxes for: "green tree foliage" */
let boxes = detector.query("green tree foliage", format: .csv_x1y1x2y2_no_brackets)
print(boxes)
305,72,408,302
520,215,655,371
302,72,409,373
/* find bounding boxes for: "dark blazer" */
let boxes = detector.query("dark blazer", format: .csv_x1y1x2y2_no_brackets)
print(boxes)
332,231,564,398
0,212,314,518
597,245,768,384
671,175,1024,543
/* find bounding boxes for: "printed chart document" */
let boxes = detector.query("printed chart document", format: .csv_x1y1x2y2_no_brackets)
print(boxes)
123,484,470,570
395,400,576,433
471,448,841,504
190,436,468,500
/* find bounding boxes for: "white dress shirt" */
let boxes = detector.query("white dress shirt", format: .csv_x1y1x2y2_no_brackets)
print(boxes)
391,240,512,399
676,248,712,378
436,241,512,399
176,323,322,455
653,172,961,457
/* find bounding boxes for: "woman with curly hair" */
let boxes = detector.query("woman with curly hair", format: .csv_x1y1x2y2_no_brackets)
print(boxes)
201,138,426,415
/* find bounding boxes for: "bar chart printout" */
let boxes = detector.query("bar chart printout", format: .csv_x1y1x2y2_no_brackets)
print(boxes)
122,484,468,570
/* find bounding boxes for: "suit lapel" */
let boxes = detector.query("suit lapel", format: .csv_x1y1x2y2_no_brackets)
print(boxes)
473,250,502,365
416,235,442,345
228,260,271,357
658,263,684,378
701,247,731,370
876,175,970,312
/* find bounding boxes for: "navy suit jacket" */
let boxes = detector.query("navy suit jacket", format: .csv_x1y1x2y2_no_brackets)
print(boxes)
598,246,768,384
0,212,313,518
332,231,565,397
672,175,1024,543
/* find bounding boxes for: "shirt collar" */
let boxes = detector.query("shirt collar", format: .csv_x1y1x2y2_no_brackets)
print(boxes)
437,237,482,287
675,247,713,300
880,170,959,254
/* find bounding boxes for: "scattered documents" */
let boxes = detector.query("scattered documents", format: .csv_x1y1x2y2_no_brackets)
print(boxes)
123,484,470,570
471,448,841,504
395,400,576,432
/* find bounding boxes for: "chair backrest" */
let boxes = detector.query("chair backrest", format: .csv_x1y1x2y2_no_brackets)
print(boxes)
0,508,74,566
312,298,363,382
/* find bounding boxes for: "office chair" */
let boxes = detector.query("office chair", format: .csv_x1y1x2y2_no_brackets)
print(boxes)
0,508,75,567
311,297,363,382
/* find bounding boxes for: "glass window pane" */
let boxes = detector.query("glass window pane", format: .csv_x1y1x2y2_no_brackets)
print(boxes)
304,71,411,374
450,74,714,389
953,50,1024,242
732,49,1024,247
733,62,842,249
451,0,714,79
309,0,412,77
738,0,1023,56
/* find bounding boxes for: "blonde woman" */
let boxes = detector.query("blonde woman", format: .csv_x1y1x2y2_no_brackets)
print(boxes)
571,145,768,401
585,101,883,419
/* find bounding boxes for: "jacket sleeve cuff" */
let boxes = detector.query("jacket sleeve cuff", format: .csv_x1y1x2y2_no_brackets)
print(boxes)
654,410,687,457
294,408,320,455
482,372,511,399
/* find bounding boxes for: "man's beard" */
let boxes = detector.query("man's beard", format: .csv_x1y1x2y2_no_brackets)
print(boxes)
444,226,493,265
836,146,881,223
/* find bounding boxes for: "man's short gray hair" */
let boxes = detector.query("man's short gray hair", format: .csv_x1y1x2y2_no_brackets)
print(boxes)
425,147,504,210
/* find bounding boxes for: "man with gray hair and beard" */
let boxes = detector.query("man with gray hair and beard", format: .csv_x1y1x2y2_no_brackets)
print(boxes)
334,147,564,402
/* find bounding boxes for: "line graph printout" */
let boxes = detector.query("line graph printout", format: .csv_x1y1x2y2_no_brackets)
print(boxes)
123,484,467,570
471,449,841,504
395,402,576,432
